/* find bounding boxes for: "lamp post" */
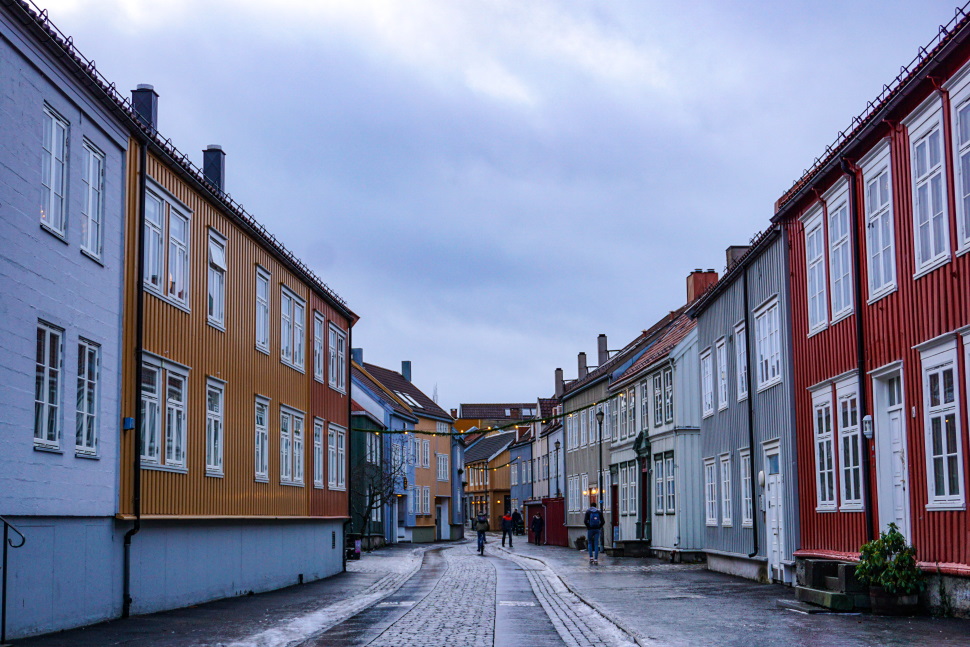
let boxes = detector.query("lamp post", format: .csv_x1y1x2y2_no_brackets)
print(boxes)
554,440,561,497
595,409,604,508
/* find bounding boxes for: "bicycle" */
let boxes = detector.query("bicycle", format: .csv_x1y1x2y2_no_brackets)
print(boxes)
477,531,486,555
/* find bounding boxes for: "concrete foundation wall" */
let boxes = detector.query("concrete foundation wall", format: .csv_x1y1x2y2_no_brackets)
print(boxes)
922,573,970,618
410,526,436,543
706,552,767,583
2,516,122,639
129,519,344,616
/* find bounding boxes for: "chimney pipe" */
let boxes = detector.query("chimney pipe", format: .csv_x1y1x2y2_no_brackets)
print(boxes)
402,360,412,382
351,347,363,365
203,145,226,192
597,334,608,366
686,269,719,303
450,408,458,418
131,84,158,130
555,368,564,398
725,245,750,269
578,352,588,379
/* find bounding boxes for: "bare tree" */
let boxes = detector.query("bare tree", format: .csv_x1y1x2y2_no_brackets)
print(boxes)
350,439,409,542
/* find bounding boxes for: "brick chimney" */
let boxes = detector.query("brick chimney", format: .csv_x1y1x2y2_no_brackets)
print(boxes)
131,84,158,130
687,269,718,303
597,334,608,366
725,245,750,269
578,352,588,379
555,368,564,398
203,145,226,192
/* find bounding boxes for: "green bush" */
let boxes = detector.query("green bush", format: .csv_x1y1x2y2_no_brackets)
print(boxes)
855,523,925,595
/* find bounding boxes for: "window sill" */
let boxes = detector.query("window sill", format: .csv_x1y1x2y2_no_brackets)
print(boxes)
815,506,837,513
926,502,965,511
281,481,305,488
40,221,68,243
867,285,897,306
329,485,347,492
717,404,728,412
702,411,714,419
329,385,348,395
830,309,853,326
313,483,324,489
706,521,718,527
839,504,864,513
256,345,270,356
722,521,733,528
741,521,753,528
281,360,306,375
80,248,104,266
255,476,269,484
34,443,62,454
737,394,748,404
144,288,192,315
913,255,951,281
207,320,226,333
313,375,325,384
807,324,829,339
75,451,100,460
756,378,781,394
958,243,970,258
205,470,224,478
142,462,188,474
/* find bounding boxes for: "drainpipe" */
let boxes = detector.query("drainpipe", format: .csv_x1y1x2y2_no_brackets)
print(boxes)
343,324,353,571
123,140,148,618
742,269,759,559
842,157,875,542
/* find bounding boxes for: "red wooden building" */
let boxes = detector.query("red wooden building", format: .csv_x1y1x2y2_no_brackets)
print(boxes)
773,10,970,610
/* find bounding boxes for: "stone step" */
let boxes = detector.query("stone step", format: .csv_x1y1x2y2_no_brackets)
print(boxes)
776,598,831,614
794,585,856,612
824,575,839,591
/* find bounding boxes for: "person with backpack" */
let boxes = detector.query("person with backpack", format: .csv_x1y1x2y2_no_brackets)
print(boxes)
501,511,514,547
584,503,605,564
531,512,545,545
475,513,490,554
511,508,523,535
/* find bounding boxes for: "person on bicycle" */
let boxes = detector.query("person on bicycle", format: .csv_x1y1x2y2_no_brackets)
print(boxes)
475,513,490,554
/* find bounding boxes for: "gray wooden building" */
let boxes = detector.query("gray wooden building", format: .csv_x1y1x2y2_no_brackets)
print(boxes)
687,229,800,584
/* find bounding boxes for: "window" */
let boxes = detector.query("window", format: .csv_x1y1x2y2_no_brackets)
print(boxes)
205,231,227,327
511,462,518,486
313,313,325,382
837,383,863,510
626,388,636,437
328,426,337,487
805,209,828,332
280,287,305,370
423,486,431,514
654,456,664,514
921,343,963,508
328,324,347,391
813,391,836,511
581,473,589,510
755,298,781,390
293,413,304,485
331,424,347,489
75,339,100,455
35,323,63,449
716,338,728,411
80,142,105,257
640,381,650,429
255,398,269,481
140,359,187,469
863,144,897,298
568,476,579,512
41,107,68,235
366,432,380,464
828,192,853,318
437,453,449,481
143,189,190,306
566,413,576,449
740,450,753,527
279,407,305,485
720,455,732,526
619,466,628,514
609,400,618,441
954,89,970,251
735,323,748,401
663,368,673,423
422,439,431,468
437,421,449,435
255,268,270,352
665,454,675,513
653,373,663,426
906,99,950,273
581,404,589,445
705,459,718,526
627,464,637,516
701,349,714,417
204,379,224,476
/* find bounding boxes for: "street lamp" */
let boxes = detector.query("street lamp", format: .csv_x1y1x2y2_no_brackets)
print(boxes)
595,409,604,509
554,440,561,497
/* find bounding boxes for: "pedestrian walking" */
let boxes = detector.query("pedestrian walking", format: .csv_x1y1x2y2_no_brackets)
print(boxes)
501,512,514,547
584,503,605,564
475,513,490,555
511,508,523,535
531,513,544,545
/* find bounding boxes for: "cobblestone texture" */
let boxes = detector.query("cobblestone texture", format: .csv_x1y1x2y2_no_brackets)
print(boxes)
367,545,496,647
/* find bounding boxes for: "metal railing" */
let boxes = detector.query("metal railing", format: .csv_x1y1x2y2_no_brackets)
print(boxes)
1,516,26,645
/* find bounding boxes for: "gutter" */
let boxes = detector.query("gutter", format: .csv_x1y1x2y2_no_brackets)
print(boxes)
742,270,759,559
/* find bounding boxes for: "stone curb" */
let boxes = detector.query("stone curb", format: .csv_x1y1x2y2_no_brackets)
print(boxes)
491,544,649,647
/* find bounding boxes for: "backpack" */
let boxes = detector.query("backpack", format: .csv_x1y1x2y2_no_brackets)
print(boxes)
587,509,602,528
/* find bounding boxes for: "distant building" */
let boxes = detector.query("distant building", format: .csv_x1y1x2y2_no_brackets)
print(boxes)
464,431,517,527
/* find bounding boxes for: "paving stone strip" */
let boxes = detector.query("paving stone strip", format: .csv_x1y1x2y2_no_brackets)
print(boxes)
226,547,430,647
367,544,497,647
492,546,642,647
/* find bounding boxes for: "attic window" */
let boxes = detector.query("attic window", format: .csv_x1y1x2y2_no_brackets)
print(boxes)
394,391,421,408
505,409,511,416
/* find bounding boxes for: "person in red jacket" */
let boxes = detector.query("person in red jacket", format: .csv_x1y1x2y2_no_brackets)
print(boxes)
501,512,514,548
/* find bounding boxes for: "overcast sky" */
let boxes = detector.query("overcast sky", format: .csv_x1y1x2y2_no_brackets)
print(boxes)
42,0,964,409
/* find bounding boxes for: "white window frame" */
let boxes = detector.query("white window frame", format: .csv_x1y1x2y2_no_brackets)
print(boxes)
654,455,664,515
328,323,347,392
836,379,863,511
626,388,636,438
700,348,714,417
423,485,431,515
293,412,304,485
860,142,897,300
167,208,189,306
422,439,431,468
640,381,650,430
328,425,337,488
581,404,590,445
704,458,718,526
653,373,663,427
716,338,728,411
41,106,68,236
949,64,970,254
205,379,225,476
280,286,305,371
812,388,837,511
34,322,63,449
619,465,628,515
803,206,828,334
904,96,951,276
313,312,325,383
920,340,964,509
735,322,748,401
80,141,105,258
75,338,100,455
663,367,674,423
140,356,188,470
143,187,191,309
255,267,270,353
279,406,304,485
437,453,449,481
207,229,227,329
626,464,636,516
581,473,589,510
331,423,347,490
320,424,334,487
665,453,675,513
826,181,853,321
720,454,732,526
739,449,753,527
754,297,782,391
255,396,270,482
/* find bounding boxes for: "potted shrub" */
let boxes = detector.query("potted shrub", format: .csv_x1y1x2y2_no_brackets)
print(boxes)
855,523,925,615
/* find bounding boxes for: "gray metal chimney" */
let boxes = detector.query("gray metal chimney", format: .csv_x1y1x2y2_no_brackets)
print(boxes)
402,360,412,382
578,352,588,379
597,334,608,366
131,84,158,130
203,145,226,192
555,368,564,398
351,348,363,365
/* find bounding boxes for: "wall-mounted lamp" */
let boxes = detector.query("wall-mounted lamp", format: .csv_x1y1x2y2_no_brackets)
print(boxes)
862,414,873,439
758,470,765,488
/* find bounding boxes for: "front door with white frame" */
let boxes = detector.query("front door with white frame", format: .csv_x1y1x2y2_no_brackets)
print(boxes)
764,444,785,582
874,372,911,540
